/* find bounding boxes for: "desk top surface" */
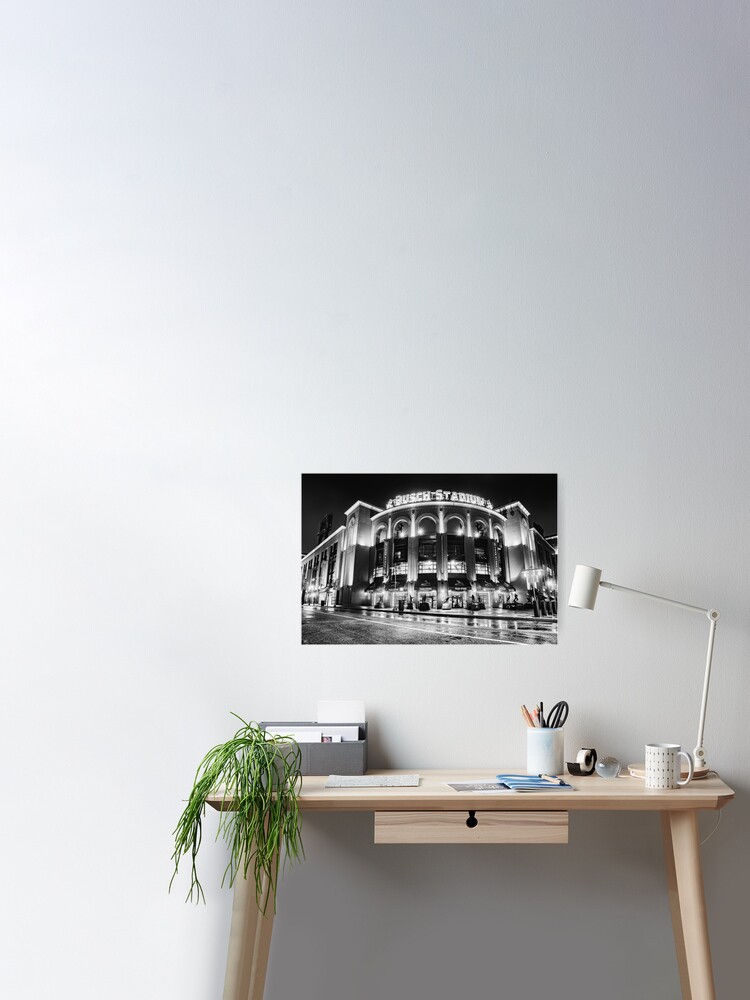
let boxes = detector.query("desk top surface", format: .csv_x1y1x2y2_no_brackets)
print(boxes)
208,770,734,813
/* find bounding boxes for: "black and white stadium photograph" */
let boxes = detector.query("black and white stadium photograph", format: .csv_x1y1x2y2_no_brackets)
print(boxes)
302,474,557,645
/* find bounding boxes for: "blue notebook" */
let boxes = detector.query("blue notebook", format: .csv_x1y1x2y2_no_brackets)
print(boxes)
496,773,574,792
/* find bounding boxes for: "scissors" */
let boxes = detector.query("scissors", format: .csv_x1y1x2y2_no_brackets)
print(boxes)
545,700,569,729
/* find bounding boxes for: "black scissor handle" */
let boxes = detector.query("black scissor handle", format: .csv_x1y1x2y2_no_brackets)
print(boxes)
546,700,569,728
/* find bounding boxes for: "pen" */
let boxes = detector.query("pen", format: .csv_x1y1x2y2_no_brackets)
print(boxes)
539,701,545,728
539,774,564,784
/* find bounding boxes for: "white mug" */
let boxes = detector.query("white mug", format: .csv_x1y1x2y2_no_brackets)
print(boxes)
645,743,694,789
527,728,564,776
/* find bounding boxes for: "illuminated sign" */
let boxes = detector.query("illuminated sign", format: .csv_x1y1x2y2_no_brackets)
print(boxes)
385,491,494,510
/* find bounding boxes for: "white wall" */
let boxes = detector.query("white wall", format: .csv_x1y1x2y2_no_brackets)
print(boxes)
2,3,748,998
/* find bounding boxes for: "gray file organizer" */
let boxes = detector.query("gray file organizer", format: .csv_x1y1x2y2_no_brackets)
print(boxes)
262,722,368,776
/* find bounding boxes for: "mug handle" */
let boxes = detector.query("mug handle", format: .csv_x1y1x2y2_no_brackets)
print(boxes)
677,751,694,786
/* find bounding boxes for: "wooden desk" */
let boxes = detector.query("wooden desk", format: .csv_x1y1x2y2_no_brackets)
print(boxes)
209,770,734,1000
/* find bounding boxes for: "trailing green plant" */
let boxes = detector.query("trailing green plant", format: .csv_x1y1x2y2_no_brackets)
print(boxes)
171,714,303,912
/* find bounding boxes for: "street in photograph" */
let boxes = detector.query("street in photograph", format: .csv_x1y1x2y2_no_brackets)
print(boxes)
302,474,557,646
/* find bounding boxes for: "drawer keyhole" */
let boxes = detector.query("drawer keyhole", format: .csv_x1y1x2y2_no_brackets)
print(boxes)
466,810,478,829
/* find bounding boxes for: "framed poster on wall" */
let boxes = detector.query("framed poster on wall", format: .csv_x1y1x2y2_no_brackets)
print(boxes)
301,474,557,645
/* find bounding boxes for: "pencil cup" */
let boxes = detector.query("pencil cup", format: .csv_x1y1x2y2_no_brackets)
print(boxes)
527,728,564,776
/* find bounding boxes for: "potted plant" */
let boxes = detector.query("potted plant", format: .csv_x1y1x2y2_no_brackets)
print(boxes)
171,715,303,912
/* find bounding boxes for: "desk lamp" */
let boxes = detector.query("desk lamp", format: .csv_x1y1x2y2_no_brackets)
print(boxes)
568,565,720,772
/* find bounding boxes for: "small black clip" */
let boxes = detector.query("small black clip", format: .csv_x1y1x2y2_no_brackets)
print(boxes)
466,810,478,829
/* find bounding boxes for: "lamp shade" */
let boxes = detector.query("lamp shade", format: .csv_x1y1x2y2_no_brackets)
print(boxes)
568,565,602,610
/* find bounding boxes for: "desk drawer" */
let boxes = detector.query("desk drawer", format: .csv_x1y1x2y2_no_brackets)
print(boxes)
374,810,568,844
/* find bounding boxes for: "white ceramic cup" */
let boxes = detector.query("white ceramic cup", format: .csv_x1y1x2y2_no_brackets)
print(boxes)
527,728,564,775
645,743,694,789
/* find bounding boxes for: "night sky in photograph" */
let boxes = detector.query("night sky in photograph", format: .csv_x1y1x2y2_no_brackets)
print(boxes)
302,474,557,553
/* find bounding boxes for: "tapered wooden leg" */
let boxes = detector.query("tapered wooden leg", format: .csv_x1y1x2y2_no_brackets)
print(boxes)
662,813,693,999
662,811,716,1000
223,873,275,1000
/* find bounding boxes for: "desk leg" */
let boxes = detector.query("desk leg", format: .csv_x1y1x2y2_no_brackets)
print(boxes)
222,873,275,1000
661,811,715,1000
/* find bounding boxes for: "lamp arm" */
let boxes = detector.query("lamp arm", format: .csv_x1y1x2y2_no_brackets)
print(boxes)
600,580,709,616
599,580,719,767
694,611,720,768
600,580,720,769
